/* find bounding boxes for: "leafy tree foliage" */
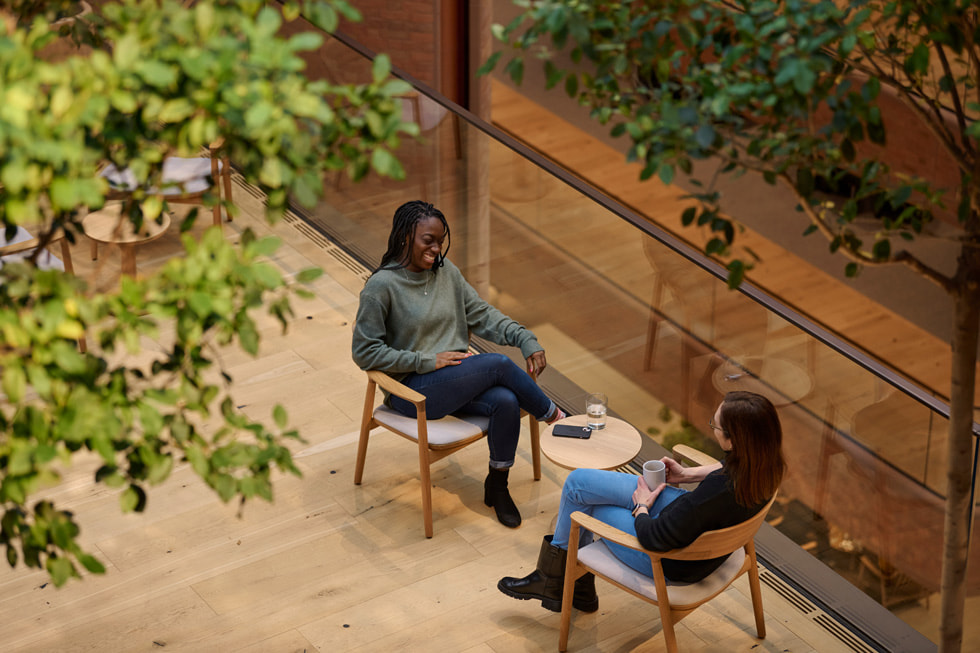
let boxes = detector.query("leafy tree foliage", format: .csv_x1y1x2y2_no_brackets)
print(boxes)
0,0,415,586
487,1,978,650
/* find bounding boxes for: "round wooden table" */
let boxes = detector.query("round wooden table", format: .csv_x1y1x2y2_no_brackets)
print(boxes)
541,414,643,470
83,207,171,277
711,355,813,407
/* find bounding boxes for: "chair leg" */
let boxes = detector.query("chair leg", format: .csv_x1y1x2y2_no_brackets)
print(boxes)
354,380,377,485
644,280,665,371
746,545,767,638
653,570,679,653
558,522,581,652
529,416,541,480
222,160,233,222
418,442,434,538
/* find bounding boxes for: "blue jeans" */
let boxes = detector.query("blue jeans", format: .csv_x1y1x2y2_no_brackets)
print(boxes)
551,468,686,577
389,352,556,469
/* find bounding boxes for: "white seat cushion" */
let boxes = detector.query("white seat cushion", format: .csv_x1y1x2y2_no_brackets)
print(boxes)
100,157,223,195
577,539,746,607
373,405,488,447
0,226,64,271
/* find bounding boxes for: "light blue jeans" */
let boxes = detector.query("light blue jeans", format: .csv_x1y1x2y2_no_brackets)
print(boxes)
551,468,686,577
389,352,556,469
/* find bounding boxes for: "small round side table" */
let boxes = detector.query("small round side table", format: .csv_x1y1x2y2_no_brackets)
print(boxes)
540,414,643,471
83,208,171,277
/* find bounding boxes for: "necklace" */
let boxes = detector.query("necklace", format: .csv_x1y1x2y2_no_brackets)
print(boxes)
402,268,431,295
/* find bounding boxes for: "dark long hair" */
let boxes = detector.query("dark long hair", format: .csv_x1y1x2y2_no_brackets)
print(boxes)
719,391,785,507
373,200,451,274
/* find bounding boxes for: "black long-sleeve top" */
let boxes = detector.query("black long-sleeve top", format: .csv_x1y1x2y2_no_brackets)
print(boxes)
633,464,768,583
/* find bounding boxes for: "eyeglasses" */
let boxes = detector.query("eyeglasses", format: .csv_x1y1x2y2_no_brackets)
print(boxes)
708,420,725,433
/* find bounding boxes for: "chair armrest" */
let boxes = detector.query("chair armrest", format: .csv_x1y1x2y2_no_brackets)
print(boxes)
366,369,425,405
672,444,719,468
0,237,43,256
571,511,647,553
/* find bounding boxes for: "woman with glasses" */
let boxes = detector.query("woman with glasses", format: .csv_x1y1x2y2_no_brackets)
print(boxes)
497,390,785,613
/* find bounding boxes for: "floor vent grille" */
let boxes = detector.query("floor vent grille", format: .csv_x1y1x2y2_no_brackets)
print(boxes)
761,569,878,653
284,213,369,280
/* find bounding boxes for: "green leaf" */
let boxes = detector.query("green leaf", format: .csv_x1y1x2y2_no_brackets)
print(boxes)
505,58,525,85
370,148,404,179
78,553,106,575
564,74,578,98
296,267,323,283
872,239,891,260
2,366,26,403
681,207,697,226
273,404,288,428
796,168,814,197
372,54,392,84
726,260,745,289
119,485,146,513
46,556,75,587
476,51,502,77
544,60,562,89
906,44,930,76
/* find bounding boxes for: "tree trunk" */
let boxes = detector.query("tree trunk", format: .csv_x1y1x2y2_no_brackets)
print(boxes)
940,249,980,653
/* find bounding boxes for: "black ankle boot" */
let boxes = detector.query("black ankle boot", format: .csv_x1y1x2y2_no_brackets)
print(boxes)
484,466,521,528
498,535,566,612
572,572,599,613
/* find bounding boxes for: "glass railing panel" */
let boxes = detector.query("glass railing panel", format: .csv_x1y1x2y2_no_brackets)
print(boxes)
288,27,975,646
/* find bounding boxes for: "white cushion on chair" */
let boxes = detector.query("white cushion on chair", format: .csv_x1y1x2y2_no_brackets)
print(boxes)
373,405,489,447
101,157,223,195
577,540,746,606
0,226,64,271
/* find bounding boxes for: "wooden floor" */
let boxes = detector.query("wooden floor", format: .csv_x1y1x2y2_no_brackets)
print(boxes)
0,185,860,652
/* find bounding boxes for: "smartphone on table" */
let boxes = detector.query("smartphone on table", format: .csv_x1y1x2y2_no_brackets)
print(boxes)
552,424,592,439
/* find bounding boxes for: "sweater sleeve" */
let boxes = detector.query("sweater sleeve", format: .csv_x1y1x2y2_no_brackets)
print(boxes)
351,282,437,375
458,270,543,359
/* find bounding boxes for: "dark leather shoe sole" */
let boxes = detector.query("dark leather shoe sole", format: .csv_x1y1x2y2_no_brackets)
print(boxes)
497,578,562,612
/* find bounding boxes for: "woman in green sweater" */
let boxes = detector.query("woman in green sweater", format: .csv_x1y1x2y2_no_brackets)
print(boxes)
352,200,565,528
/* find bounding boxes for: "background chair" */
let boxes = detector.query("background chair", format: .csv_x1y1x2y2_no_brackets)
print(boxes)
0,225,87,352
99,144,233,229
354,368,542,538
0,225,72,272
558,445,775,653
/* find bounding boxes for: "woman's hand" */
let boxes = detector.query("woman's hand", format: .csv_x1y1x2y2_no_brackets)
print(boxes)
435,351,472,370
662,456,721,485
632,476,664,514
662,456,689,485
526,350,547,378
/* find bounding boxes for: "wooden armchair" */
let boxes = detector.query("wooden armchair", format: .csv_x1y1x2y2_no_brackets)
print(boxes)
558,446,775,652
99,143,233,229
0,225,86,352
354,369,541,538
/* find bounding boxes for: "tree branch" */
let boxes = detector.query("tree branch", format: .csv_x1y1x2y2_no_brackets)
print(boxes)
931,33,976,158
776,172,958,292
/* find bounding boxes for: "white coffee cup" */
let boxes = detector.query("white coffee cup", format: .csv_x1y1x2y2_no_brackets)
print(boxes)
642,459,666,489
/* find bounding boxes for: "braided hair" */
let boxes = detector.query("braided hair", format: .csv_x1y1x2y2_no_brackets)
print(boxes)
374,200,451,274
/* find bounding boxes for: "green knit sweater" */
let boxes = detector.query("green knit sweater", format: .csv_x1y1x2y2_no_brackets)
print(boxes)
352,259,543,380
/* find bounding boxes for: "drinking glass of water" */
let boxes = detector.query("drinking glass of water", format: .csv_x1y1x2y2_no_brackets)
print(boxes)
586,393,607,430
